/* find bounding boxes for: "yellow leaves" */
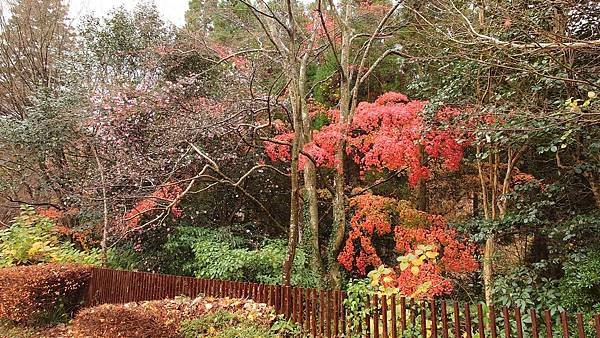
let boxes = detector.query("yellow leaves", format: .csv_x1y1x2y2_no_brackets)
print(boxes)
566,93,596,112
398,244,439,276
409,281,432,298
368,265,393,287
2,248,16,256
368,265,398,297
27,241,50,256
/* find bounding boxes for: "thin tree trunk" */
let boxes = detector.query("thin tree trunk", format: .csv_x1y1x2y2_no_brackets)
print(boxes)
303,164,323,278
282,62,305,283
326,18,351,289
584,172,600,209
328,147,346,289
92,145,109,267
298,34,324,282
283,124,302,286
414,144,428,211
483,235,495,306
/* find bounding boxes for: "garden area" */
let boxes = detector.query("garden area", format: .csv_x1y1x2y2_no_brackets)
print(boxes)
1,0,600,337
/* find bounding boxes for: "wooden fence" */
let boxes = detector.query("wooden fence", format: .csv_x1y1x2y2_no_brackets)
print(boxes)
86,268,600,338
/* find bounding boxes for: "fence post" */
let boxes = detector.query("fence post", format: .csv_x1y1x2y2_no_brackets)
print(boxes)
311,289,317,337
391,295,398,338
544,310,553,338
453,301,461,338
334,290,341,337
441,300,449,338
420,302,427,338
477,303,486,338
489,305,498,338
430,300,437,338
326,290,332,338
515,308,524,338
503,307,511,338
465,303,473,338
560,311,569,338
381,295,388,338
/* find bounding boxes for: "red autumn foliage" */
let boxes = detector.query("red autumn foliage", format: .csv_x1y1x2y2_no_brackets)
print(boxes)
338,194,478,298
264,92,468,185
0,264,92,323
120,184,184,231
36,207,64,220
36,207,95,250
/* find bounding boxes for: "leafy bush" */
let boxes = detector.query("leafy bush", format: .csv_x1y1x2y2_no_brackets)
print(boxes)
180,310,301,338
0,264,92,324
161,226,319,287
559,252,600,313
0,206,100,267
179,309,269,338
493,264,563,313
344,278,374,336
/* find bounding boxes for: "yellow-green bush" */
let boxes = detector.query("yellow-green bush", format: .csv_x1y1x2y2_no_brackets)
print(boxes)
0,206,100,268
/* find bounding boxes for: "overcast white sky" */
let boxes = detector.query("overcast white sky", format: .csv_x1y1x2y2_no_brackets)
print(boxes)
68,0,189,26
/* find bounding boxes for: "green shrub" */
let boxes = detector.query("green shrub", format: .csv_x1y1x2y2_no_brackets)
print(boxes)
492,264,563,313
162,226,319,287
0,206,100,268
559,252,600,313
180,310,301,338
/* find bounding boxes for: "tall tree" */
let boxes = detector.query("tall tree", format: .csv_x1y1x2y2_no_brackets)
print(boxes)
0,0,71,119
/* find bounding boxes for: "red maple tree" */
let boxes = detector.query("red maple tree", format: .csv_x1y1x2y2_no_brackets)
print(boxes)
265,92,469,185
265,92,476,297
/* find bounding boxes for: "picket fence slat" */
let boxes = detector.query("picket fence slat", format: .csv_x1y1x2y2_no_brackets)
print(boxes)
84,268,600,338
477,303,486,338
391,294,398,338
441,300,449,338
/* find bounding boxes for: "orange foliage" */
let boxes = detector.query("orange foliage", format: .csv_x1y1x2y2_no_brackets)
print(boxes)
0,264,92,323
338,194,478,298
120,184,184,231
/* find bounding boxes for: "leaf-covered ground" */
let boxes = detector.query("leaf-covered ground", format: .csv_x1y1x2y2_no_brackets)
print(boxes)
1,296,277,338
0,322,72,338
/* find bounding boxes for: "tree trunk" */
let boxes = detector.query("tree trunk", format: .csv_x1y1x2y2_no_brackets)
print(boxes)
283,131,302,286
303,163,324,280
328,141,346,289
483,235,495,305
326,20,351,289
584,172,600,209
283,77,304,286
92,145,109,267
299,43,324,283
414,145,428,211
